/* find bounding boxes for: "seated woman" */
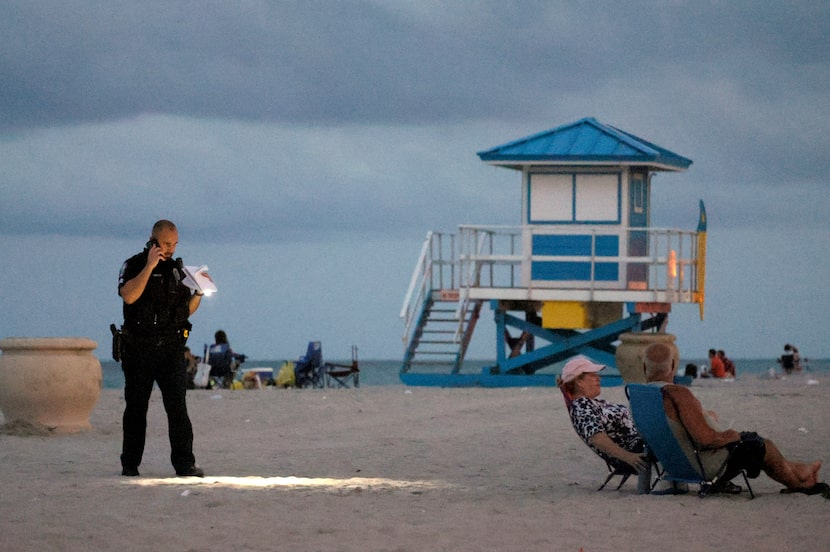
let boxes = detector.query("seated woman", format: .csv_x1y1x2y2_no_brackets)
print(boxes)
208,330,247,388
558,356,649,475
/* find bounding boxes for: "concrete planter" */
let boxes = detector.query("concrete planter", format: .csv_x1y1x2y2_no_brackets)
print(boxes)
615,332,679,384
0,337,102,434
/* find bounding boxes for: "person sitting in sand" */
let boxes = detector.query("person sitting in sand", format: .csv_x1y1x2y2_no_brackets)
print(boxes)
643,342,827,495
558,356,650,474
708,348,726,378
717,349,736,378
684,363,698,378
792,346,803,372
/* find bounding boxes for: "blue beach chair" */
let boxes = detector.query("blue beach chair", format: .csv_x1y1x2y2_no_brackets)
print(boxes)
294,341,325,388
207,344,234,382
626,383,754,498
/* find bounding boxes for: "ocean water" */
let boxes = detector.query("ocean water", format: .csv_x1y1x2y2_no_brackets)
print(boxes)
100,357,829,390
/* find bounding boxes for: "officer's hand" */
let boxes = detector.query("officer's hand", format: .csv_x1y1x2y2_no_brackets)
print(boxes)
146,244,165,268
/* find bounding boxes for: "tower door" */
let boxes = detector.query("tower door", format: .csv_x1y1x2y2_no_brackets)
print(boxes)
627,171,649,287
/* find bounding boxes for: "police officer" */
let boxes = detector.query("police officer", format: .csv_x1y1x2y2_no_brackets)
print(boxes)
118,220,204,477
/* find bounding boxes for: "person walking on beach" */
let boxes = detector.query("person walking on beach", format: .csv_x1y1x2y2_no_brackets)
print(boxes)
117,219,205,477
644,342,826,494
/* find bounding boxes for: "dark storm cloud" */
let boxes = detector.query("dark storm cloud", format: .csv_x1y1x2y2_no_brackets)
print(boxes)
0,1,526,128
1,1,829,242
2,2,828,129
0,117,515,242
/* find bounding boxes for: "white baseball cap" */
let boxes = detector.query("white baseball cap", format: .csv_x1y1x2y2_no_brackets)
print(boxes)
561,356,606,383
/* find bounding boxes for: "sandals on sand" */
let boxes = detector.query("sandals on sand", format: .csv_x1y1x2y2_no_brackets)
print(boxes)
780,482,830,498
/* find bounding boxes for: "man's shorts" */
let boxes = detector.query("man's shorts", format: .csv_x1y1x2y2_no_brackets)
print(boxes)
725,431,767,479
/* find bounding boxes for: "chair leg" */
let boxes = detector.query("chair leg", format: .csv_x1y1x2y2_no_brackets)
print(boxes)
597,472,617,491
615,473,631,490
597,469,633,491
740,470,755,499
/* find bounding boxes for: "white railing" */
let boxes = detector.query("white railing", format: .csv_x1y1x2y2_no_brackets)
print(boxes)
402,225,703,350
400,232,459,348
457,224,702,301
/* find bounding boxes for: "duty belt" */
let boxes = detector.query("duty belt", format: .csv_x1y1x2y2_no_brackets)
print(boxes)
129,330,188,348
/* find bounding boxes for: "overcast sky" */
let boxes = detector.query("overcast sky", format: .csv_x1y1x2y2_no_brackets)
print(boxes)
1,1,828,365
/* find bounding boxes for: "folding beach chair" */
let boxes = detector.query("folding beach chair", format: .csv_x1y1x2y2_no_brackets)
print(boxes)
207,343,234,387
596,453,639,491
324,345,360,388
626,383,754,498
293,341,324,388
558,382,638,491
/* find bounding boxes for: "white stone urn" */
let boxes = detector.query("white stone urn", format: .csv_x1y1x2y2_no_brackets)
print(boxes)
0,337,102,434
615,332,679,384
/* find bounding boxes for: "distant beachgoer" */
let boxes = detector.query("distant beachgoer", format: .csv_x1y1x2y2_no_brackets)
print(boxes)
684,363,698,378
779,344,795,375
717,350,736,378
792,346,803,372
708,348,726,378
208,330,247,388
184,346,200,390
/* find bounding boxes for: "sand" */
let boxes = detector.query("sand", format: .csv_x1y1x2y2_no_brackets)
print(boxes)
1,376,828,552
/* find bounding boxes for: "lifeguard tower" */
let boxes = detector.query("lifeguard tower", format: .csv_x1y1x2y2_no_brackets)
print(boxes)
399,117,706,386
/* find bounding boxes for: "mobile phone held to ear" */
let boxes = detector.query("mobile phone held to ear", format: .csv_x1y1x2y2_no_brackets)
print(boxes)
145,237,159,250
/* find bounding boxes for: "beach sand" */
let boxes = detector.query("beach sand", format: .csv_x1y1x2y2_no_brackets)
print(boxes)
1,376,828,551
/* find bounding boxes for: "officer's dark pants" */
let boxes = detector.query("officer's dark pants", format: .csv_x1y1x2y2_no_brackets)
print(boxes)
121,338,195,473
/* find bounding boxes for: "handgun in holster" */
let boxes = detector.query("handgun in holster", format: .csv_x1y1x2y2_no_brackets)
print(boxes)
110,323,124,362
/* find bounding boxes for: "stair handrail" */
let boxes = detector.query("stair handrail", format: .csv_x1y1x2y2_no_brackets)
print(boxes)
454,227,497,341
400,231,436,348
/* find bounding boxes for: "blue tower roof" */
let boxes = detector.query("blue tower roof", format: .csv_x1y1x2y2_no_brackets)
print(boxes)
477,117,692,171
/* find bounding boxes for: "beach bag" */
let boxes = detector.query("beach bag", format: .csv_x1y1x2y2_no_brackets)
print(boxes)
275,361,296,388
194,362,211,388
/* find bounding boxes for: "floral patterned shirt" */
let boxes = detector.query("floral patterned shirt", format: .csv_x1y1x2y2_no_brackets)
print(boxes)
569,396,644,469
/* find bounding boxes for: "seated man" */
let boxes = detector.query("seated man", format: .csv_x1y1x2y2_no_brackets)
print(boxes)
643,342,825,494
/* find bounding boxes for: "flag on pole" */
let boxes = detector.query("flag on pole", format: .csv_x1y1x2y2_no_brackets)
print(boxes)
695,200,707,320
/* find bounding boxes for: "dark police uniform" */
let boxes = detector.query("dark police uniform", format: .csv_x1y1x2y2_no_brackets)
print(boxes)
118,248,197,474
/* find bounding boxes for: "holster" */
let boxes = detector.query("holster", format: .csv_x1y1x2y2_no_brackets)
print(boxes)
110,323,124,362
